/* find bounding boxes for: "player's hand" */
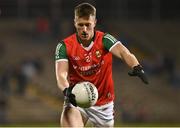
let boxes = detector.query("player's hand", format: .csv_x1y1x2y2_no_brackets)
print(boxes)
128,65,149,84
63,87,77,107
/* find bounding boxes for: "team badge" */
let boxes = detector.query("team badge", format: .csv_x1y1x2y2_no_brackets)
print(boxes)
95,50,101,58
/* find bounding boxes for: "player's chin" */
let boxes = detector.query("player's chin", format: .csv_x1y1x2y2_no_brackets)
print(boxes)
80,36,89,41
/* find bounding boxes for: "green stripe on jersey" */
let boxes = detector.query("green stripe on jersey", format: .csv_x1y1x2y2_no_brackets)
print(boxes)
103,33,118,51
55,41,68,60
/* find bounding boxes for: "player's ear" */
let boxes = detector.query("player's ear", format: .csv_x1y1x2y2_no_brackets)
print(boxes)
74,19,76,27
94,19,97,27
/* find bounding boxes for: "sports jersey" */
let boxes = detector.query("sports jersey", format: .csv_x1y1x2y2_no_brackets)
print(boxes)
55,31,121,105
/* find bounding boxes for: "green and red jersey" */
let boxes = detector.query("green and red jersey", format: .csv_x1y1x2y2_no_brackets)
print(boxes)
55,31,121,105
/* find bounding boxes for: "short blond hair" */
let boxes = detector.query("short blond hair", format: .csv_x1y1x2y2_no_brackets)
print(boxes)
74,3,96,18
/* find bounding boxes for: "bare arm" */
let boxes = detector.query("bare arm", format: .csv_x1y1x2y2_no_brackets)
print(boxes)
55,60,77,105
110,43,139,68
55,61,69,91
110,43,149,84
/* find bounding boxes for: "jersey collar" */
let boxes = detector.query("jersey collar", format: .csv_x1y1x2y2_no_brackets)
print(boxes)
76,31,95,46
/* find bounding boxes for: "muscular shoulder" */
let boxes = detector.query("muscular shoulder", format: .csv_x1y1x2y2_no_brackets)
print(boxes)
64,33,76,44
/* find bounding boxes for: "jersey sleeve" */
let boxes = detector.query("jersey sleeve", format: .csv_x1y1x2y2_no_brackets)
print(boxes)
102,33,121,51
55,41,68,61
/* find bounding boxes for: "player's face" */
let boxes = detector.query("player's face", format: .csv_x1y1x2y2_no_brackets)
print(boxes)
74,15,96,42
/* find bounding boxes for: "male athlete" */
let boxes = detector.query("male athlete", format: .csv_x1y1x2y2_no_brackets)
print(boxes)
55,2,148,127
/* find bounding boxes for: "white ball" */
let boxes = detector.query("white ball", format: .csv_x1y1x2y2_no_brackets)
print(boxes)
72,81,98,108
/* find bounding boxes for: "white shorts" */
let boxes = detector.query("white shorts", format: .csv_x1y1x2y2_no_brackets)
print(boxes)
77,101,114,127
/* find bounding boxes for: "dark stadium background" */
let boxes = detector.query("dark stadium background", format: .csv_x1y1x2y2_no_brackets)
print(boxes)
0,0,180,126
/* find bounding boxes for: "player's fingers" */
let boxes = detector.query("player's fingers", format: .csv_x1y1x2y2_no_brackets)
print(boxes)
128,71,137,76
140,74,149,84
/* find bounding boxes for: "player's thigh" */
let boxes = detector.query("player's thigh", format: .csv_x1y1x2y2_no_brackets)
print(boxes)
61,106,84,127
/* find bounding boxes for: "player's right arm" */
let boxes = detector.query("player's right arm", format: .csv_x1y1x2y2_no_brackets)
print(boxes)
55,41,77,106
55,41,69,91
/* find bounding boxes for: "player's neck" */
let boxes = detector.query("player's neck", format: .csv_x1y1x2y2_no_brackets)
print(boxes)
81,40,92,47
76,33,95,47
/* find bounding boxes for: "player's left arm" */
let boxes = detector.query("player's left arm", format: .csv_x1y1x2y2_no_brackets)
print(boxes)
112,43,149,84
110,42,139,68
103,33,149,84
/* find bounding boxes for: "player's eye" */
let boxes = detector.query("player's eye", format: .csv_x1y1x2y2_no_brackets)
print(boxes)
77,23,83,27
85,23,91,27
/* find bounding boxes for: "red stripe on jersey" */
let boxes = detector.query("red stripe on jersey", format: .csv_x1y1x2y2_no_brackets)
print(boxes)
64,31,115,105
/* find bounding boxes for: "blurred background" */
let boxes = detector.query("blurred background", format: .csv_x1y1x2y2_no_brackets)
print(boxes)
0,0,180,126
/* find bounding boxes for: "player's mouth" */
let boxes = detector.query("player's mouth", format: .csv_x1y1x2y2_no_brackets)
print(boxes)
81,32,88,38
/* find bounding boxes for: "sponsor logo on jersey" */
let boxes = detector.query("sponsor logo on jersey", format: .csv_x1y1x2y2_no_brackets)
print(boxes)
107,92,111,99
72,60,104,76
72,56,80,61
73,65,78,69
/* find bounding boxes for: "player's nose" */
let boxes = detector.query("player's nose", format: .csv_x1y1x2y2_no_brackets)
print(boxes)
82,25,87,31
